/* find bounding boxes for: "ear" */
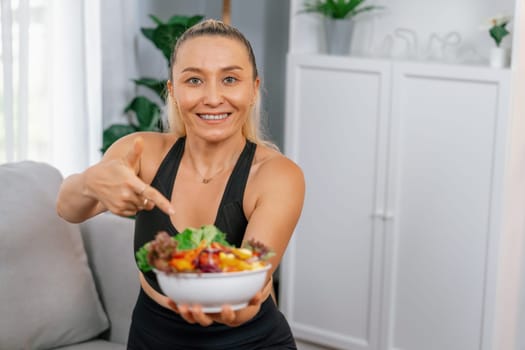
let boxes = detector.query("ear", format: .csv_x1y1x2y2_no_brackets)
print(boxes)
253,76,260,91
252,77,260,101
167,80,174,97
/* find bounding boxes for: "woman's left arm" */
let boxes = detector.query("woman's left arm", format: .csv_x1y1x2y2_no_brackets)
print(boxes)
242,155,306,280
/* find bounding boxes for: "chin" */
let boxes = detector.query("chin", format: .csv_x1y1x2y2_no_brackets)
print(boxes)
187,124,244,143
197,130,234,143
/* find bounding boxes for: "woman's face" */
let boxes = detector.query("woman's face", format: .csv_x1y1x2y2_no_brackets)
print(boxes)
169,35,259,143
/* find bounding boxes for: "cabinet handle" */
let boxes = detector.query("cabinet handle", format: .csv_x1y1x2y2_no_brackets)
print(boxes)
371,211,394,221
371,211,384,219
383,213,394,221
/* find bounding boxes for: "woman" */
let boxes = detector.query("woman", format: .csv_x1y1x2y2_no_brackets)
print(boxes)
57,19,305,349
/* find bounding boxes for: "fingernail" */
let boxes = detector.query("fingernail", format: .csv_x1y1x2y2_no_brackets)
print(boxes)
169,208,176,215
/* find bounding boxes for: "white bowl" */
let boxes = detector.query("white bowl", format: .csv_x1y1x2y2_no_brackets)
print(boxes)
154,264,272,313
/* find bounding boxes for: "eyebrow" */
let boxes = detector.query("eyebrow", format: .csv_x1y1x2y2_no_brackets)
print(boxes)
180,65,244,74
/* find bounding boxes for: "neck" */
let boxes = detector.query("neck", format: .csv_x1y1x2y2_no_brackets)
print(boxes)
184,135,246,181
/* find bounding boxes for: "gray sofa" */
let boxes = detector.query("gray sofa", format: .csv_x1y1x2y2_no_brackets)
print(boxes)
0,161,139,350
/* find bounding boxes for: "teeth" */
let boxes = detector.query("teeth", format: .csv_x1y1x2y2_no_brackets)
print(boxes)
199,113,229,120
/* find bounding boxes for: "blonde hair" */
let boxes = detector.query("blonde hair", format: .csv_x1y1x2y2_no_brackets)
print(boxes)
166,19,277,150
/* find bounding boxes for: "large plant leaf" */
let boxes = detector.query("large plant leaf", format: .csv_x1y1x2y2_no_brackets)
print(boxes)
167,14,204,27
142,15,204,59
124,96,162,131
101,124,137,153
141,28,155,42
149,14,164,25
187,15,204,27
141,15,165,42
133,78,168,102
152,23,189,61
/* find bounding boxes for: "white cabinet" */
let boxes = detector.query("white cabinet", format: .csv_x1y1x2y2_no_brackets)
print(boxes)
383,62,511,350
282,1,525,349
280,53,513,350
282,55,391,350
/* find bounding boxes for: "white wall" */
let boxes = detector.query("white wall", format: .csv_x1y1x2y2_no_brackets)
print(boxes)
362,0,515,59
261,0,290,150
291,0,516,66
100,0,139,127
493,1,525,349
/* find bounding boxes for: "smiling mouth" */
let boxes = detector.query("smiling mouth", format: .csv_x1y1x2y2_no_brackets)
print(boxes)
198,113,231,121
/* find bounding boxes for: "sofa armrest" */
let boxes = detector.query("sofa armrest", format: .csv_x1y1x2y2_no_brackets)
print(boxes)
79,213,139,345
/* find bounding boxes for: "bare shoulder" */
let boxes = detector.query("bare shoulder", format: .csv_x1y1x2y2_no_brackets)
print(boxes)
103,131,176,159
104,131,179,182
251,144,305,193
137,131,178,156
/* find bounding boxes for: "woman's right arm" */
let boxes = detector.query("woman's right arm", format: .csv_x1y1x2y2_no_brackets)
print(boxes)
55,171,106,223
56,135,175,224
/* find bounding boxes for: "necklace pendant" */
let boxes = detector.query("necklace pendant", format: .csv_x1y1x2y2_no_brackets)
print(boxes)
202,178,211,184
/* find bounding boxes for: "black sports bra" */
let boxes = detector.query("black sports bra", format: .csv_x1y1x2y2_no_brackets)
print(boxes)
134,137,257,293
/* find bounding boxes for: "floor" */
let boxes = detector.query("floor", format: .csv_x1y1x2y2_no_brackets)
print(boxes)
296,340,336,350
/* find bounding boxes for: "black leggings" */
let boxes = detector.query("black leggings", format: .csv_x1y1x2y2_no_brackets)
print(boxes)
127,289,297,350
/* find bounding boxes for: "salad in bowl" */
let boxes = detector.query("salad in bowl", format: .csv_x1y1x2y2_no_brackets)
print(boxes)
136,225,274,312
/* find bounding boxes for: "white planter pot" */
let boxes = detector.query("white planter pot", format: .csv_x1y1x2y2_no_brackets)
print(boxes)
323,18,355,55
490,47,511,68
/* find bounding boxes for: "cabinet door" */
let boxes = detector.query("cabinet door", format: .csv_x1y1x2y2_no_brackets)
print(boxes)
382,63,511,350
281,55,391,350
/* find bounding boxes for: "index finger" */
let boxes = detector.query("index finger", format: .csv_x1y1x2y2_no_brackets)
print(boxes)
142,185,175,216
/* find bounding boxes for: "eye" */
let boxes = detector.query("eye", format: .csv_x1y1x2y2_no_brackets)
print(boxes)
186,77,202,85
223,76,238,84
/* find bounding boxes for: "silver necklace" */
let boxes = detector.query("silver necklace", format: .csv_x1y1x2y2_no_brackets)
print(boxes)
187,144,243,184
190,162,230,184
199,168,226,184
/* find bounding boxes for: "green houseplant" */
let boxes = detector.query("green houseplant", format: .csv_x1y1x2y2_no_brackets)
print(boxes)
301,0,383,55
487,14,511,47
303,0,380,19
101,14,204,153
481,14,512,69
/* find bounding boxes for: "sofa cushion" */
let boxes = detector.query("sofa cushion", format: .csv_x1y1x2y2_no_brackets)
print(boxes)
0,161,109,349
80,213,139,344
55,339,126,350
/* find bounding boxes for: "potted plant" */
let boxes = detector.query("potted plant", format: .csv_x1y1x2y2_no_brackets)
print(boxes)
483,14,512,68
301,0,383,55
101,14,203,153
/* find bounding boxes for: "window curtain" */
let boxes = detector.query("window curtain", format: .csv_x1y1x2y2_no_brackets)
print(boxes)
1,0,101,177
100,0,138,133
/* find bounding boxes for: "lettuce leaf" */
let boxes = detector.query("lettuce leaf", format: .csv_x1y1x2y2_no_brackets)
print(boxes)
136,243,152,272
174,225,231,250
176,227,198,250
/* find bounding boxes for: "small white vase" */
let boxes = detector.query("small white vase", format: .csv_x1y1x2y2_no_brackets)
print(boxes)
323,18,355,55
490,47,511,69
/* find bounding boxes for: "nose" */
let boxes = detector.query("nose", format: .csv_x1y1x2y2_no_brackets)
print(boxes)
203,81,224,106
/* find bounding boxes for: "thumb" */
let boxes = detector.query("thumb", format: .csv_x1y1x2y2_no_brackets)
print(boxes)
125,137,144,169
